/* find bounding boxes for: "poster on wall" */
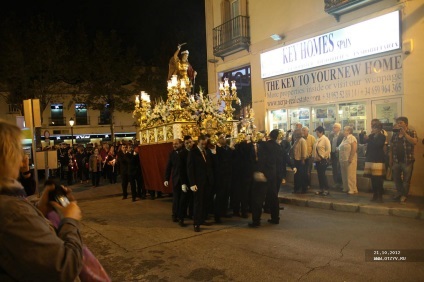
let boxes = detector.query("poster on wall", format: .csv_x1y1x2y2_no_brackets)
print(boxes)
265,53,403,110
375,102,398,124
316,108,328,119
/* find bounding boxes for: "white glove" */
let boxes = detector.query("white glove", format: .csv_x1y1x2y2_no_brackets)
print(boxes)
293,167,298,174
182,184,188,193
164,181,169,187
190,185,198,192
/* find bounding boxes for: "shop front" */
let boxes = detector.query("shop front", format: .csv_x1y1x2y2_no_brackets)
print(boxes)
262,11,403,139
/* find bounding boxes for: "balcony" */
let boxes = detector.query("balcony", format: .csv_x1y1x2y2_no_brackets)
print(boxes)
324,0,382,21
213,15,250,60
49,117,66,126
98,116,111,125
75,116,90,126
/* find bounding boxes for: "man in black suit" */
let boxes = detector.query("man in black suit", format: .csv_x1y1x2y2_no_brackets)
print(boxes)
187,135,214,232
118,144,137,201
178,135,193,227
329,123,344,189
249,129,281,227
164,139,183,222
214,135,233,223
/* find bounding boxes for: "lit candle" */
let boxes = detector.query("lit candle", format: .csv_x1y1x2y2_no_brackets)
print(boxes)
224,78,229,88
145,93,150,103
135,95,140,105
180,79,186,89
167,80,172,90
171,75,178,87
231,81,237,91
219,82,224,91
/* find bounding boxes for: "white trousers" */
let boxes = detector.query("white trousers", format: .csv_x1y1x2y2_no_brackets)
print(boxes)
339,159,358,193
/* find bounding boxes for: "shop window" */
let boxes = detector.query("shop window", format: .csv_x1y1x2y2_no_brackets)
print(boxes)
289,108,310,130
311,105,337,133
338,102,366,133
270,109,288,130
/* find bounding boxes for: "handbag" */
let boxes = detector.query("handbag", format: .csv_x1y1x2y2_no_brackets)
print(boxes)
315,141,329,166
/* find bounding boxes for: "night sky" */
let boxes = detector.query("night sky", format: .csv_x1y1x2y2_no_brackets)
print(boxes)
0,0,207,85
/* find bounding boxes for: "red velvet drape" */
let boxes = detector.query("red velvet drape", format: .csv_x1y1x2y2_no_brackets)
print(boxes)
139,142,173,194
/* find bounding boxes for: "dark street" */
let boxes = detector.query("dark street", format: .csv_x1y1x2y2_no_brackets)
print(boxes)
77,185,424,281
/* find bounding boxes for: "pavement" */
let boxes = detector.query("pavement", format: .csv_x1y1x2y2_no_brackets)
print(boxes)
72,182,424,281
69,178,424,221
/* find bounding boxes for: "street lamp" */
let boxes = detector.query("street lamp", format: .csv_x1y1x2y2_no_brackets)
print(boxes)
69,118,75,146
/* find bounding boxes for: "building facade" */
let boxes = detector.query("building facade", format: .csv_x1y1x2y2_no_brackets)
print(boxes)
205,0,424,195
0,94,136,147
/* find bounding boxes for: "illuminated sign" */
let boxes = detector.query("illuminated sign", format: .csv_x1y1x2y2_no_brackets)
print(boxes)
261,11,400,78
76,135,90,139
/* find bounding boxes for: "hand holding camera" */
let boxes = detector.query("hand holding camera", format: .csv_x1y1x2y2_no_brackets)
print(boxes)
38,180,81,221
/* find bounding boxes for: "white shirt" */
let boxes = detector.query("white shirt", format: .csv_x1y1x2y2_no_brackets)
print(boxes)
338,134,357,162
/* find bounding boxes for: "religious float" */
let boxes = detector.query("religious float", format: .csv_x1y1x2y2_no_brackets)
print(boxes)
133,45,249,194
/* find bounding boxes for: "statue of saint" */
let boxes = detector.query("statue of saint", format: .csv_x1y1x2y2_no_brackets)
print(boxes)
168,44,197,91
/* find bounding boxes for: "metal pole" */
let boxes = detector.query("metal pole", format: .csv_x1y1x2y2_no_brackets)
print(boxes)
71,126,74,146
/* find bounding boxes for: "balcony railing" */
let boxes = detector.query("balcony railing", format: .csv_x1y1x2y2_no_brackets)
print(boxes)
324,0,382,21
49,117,66,126
213,15,250,59
98,116,111,125
75,116,90,126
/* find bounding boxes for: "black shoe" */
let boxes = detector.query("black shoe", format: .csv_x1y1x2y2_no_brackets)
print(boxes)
202,221,212,226
215,217,222,224
241,213,249,218
248,222,260,228
172,216,178,223
194,225,200,232
132,198,137,202
122,196,128,200
157,194,164,199
233,211,241,217
179,220,186,227
267,219,279,224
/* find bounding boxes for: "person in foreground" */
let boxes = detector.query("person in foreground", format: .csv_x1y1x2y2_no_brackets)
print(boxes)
0,119,83,282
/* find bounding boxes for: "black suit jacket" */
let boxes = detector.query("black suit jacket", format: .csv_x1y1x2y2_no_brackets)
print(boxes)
164,149,181,186
187,146,214,190
179,148,190,186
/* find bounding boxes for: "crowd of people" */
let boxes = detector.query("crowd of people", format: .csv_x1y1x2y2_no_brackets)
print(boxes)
55,141,156,202
163,116,418,232
0,114,419,279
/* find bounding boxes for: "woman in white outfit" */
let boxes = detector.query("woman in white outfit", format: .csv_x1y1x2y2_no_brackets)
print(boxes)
338,126,358,194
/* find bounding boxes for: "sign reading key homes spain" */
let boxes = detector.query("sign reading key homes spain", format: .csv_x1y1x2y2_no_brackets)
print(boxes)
260,11,400,78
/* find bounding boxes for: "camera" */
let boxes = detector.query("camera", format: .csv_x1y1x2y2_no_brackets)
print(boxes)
47,180,70,207
287,129,292,133
393,128,401,133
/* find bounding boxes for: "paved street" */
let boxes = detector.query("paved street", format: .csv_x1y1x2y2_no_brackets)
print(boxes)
76,184,424,282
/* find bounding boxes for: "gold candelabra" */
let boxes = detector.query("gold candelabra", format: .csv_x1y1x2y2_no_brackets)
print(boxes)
167,74,190,121
219,78,239,121
134,91,151,128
